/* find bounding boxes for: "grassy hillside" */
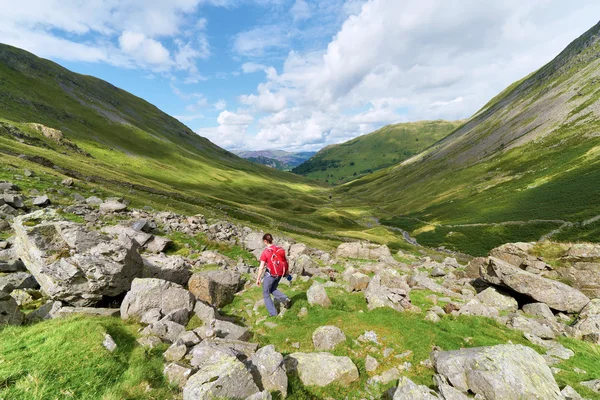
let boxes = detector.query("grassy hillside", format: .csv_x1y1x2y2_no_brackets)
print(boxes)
339,21,600,255
0,43,346,239
293,120,462,184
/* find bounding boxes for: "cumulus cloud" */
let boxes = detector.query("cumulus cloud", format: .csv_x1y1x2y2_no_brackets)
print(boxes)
290,0,311,22
231,0,600,151
198,110,254,149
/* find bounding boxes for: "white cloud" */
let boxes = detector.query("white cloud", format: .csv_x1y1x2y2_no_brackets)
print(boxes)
232,0,600,151
197,110,254,149
119,31,171,67
233,25,291,56
241,62,267,73
290,0,311,22
214,99,227,110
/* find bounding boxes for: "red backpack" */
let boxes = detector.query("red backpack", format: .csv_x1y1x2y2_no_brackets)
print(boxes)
267,246,289,277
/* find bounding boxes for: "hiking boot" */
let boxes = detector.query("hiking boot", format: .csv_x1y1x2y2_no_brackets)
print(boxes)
282,298,292,309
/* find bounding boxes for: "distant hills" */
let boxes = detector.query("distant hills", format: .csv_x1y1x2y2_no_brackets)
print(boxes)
339,21,600,255
293,120,462,184
235,150,315,171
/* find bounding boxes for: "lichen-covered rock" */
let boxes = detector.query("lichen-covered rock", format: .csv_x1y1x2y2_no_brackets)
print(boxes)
164,362,193,388
183,354,260,399
348,272,370,291
480,257,589,313
250,345,287,398
0,291,24,325
573,299,600,336
284,352,359,387
312,325,346,351
475,287,518,312
335,242,391,260
393,376,440,399
142,254,192,285
0,271,38,293
433,344,562,399
365,269,412,311
188,270,241,307
306,283,331,307
120,278,195,321
14,209,144,306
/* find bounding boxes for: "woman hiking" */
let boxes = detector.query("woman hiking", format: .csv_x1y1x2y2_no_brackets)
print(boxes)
255,233,291,317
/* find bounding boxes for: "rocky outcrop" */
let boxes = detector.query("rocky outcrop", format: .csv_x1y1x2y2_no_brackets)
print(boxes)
188,270,242,307
433,344,562,399
14,209,143,306
284,352,359,387
393,376,440,399
120,278,195,322
183,353,259,399
573,299,600,336
142,254,192,285
480,257,589,313
335,242,391,260
365,269,412,312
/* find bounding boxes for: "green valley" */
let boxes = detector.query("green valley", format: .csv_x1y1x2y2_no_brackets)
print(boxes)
293,120,462,184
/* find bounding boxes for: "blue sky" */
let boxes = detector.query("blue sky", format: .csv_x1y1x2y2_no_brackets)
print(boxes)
2,0,600,151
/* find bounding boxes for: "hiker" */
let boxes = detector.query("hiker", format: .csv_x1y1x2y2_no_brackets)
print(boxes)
256,233,291,316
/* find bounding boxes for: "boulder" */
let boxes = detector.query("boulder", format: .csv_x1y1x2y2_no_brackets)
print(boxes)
580,379,600,393
306,283,331,308
25,300,62,323
573,299,600,336
365,355,379,372
290,254,317,276
142,254,191,285
365,269,412,312
246,391,272,400
0,272,38,293
101,224,153,247
141,320,186,343
1,194,24,209
522,302,556,321
480,257,589,313
164,362,193,388
86,196,103,206
14,210,144,306
196,250,235,267
475,287,518,312
250,345,287,397
188,270,241,307
348,272,370,291
183,354,260,400
433,344,562,399
164,340,188,362
284,352,359,387
393,376,440,399
312,325,346,351
288,243,309,260
214,319,251,341
0,291,24,325
32,195,51,207
506,313,556,339
145,236,173,254
244,232,265,253
335,242,392,260
458,299,500,318
103,334,117,352
99,200,127,213
561,385,584,400
120,278,195,321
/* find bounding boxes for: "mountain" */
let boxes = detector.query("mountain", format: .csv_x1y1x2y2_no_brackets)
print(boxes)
235,149,315,170
0,43,332,235
293,120,462,184
340,21,600,255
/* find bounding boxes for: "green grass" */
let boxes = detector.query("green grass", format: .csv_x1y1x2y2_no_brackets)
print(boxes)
293,120,462,185
0,316,175,400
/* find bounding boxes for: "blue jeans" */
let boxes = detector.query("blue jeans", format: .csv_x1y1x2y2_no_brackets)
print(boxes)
263,273,289,316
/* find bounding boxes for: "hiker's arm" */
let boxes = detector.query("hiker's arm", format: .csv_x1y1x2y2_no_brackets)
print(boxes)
256,261,266,286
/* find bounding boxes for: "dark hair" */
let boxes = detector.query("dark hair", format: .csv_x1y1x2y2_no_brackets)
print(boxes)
262,233,273,244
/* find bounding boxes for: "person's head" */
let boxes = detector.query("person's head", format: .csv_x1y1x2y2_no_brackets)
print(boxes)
262,233,273,246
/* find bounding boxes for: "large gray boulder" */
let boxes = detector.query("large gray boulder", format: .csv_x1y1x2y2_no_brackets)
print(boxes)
188,270,241,307
0,291,24,325
120,278,195,321
393,376,440,399
365,269,412,312
14,209,144,306
475,287,518,312
480,257,589,313
573,299,600,336
307,283,331,307
284,352,359,387
250,345,287,398
335,242,391,260
183,354,260,400
433,344,562,399
312,325,346,351
142,254,192,285
0,272,38,293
